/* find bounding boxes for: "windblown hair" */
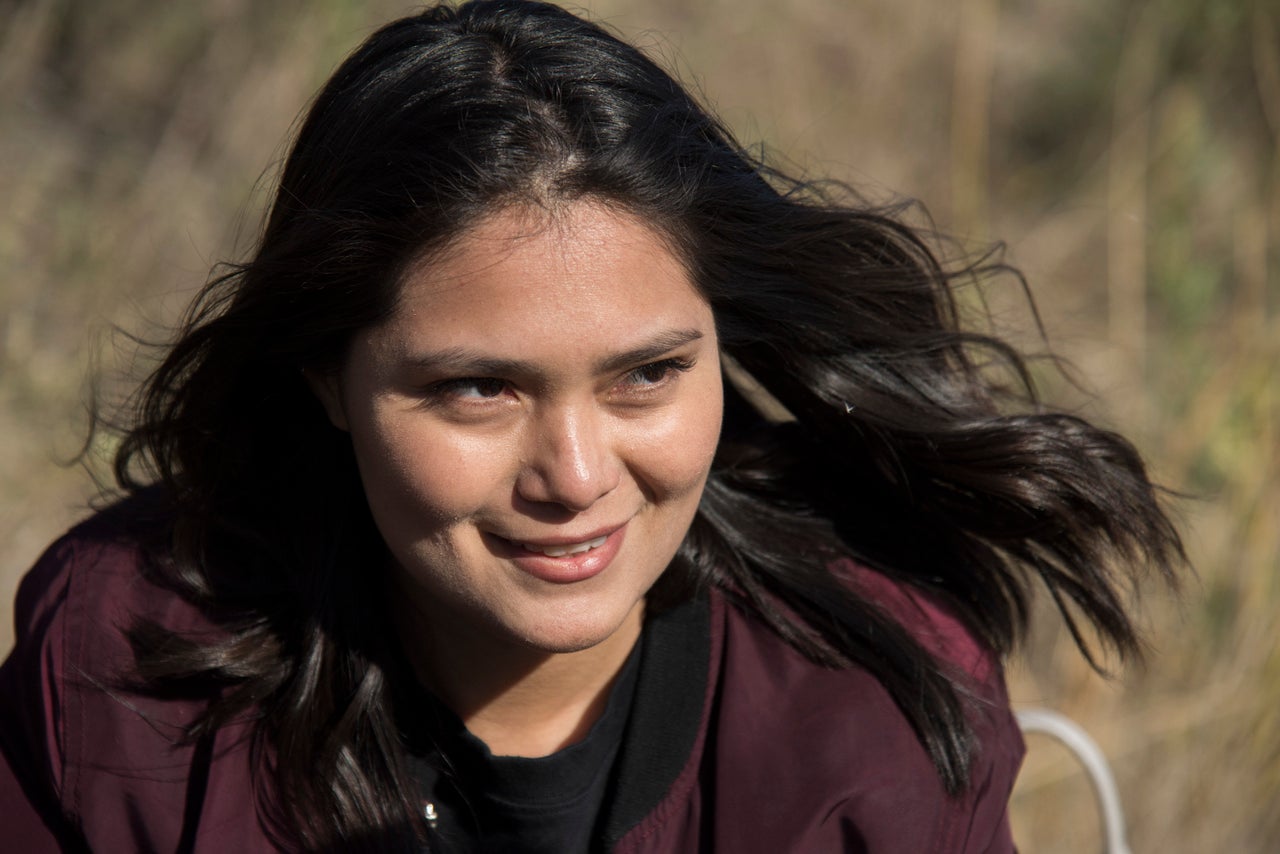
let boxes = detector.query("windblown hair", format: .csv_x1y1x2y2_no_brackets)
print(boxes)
113,1,1184,849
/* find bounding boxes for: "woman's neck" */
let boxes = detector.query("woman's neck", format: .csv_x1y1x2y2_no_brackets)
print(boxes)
394,599,644,758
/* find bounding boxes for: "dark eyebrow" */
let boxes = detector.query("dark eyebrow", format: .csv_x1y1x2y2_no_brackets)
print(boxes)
402,328,704,377
596,328,704,373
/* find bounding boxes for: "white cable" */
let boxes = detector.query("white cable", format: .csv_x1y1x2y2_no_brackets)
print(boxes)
1015,708,1133,854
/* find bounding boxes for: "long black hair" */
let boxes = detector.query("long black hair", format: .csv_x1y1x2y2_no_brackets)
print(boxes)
114,1,1184,849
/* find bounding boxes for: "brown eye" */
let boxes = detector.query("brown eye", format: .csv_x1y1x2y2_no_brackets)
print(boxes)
431,377,509,399
622,357,694,388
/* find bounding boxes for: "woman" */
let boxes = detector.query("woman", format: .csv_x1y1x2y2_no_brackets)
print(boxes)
0,1,1183,851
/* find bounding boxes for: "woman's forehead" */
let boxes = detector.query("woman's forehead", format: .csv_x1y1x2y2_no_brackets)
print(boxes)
395,201,697,308
407,199,684,277
360,200,714,367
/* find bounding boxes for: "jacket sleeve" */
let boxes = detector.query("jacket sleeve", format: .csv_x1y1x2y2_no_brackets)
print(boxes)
785,652,1024,854
3,515,286,853
0,536,87,851
928,669,1024,853
700,575,1026,854
843,564,1026,853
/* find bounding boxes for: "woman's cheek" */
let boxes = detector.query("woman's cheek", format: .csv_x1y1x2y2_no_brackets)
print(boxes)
627,399,722,498
355,410,479,535
398,428,506,514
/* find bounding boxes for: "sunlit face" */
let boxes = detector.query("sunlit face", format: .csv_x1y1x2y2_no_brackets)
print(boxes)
314,201,723,658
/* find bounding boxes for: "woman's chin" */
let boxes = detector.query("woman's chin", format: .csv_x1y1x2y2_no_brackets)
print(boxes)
500,600,644,658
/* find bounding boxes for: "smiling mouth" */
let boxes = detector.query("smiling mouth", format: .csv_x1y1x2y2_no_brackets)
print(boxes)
517,536,609,558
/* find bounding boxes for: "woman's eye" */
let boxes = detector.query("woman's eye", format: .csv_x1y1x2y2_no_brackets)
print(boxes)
621,357,694,388
429,377,509,400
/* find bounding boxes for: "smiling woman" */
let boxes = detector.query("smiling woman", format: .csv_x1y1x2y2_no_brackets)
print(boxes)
311,203,723,756
0,1,1184,852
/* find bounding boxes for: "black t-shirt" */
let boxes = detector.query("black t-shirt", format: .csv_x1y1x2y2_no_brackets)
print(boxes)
403,643,642,854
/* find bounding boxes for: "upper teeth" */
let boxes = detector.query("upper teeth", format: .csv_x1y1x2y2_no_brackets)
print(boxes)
520,536,608,557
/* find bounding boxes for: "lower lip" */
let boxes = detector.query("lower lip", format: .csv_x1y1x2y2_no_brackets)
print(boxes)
492,524,628,584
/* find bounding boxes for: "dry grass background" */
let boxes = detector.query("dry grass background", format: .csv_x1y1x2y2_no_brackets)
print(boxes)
1,0,1275,850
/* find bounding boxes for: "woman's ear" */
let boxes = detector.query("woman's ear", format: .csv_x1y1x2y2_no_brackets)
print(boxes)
302,368,350,431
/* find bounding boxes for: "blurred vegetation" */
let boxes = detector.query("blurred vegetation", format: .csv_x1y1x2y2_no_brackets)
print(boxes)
1,0,1275,850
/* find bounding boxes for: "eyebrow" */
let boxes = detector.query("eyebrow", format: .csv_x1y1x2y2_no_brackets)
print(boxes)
401,328,705,377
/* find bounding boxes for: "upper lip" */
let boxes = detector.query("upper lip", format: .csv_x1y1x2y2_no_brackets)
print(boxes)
496,523,626,547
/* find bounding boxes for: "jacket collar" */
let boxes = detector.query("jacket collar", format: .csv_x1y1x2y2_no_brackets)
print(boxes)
596,592,712,849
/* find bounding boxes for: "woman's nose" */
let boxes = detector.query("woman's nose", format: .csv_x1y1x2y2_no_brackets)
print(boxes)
515,405,621,512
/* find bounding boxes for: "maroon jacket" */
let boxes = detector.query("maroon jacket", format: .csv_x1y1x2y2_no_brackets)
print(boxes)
1,505,1023,852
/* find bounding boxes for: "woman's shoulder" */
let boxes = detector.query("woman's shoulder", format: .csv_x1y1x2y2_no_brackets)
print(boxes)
836,559,1003,685
705,565,1023,852
9,489,197,649
0,489,263,852
714,560,1010,712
